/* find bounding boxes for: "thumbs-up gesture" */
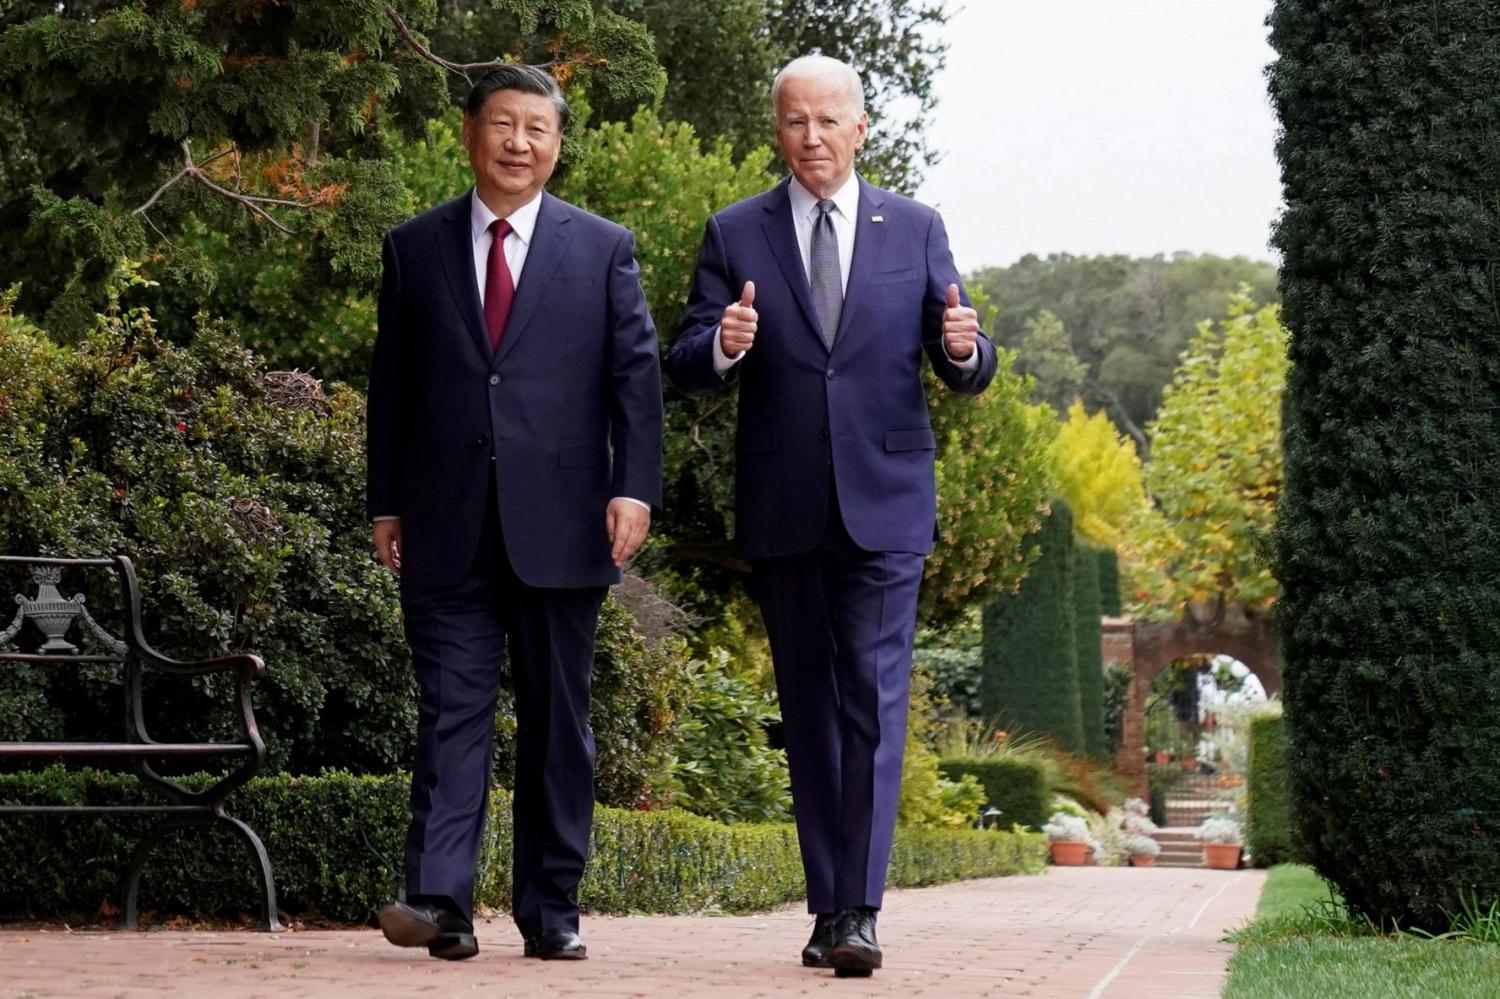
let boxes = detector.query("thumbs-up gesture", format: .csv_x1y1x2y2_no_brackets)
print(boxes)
720,281,757,355
942,283,980,361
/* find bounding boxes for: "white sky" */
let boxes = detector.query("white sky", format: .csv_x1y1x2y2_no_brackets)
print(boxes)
913,0,1282,272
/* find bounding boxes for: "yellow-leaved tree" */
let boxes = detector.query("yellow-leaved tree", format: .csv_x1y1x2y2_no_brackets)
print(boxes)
1123,293,1289,617
1051,400,1149,548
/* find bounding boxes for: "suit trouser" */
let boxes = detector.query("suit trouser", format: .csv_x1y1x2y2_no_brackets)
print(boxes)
751,498,925,913
400,494,606,935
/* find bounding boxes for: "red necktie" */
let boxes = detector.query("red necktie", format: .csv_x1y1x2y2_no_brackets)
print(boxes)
483,218,515,352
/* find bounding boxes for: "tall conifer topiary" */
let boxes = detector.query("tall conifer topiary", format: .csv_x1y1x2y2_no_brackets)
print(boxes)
981,502,1084,752
1270,0,1500,927
1073,546,1106,758
1096,548,1121,617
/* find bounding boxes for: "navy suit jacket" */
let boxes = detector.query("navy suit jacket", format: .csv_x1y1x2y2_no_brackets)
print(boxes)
666,176,997,559
367,190,663,589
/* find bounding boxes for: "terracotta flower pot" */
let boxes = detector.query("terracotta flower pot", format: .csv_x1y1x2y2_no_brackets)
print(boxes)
1202,843,1242,869
1049,841,1089,866
1129,854,1157,868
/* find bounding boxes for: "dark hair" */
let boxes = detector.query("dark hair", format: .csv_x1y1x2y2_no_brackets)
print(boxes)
465,65,570,131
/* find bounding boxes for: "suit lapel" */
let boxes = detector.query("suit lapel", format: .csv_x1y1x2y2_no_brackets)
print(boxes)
760,180,824,345
493,191,573,369
833,179,889,348
436,192,492,362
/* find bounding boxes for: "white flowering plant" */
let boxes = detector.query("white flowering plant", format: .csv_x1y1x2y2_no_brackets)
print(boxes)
1123,834,1161,857
1195,816,1243,845
1042,812,1091,843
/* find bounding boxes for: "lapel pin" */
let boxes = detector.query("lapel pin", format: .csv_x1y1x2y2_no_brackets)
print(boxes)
871,215,884,223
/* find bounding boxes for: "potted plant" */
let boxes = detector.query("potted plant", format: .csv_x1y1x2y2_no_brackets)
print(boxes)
1195,816,1243,869
1122,810,1157,837
1123,834,1161,867
1042,813,1091,866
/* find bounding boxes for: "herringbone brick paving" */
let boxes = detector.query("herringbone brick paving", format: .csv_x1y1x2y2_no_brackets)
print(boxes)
1,866,1264,998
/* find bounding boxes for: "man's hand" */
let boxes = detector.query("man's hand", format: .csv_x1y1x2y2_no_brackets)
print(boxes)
942,283,980,361
606,499,651,568
719,281,757,355
373,519,402,576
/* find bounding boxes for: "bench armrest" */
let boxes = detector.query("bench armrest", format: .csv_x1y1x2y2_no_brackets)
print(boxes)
137,651,267,679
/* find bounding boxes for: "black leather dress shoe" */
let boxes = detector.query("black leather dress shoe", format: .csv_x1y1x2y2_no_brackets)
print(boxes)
378,899,479,961
801,913,838,967
524,929,587,960
828,908,882,978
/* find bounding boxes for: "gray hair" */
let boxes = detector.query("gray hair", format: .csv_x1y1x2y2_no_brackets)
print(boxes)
771,55,866,116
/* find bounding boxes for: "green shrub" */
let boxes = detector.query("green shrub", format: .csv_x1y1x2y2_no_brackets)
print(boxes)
914,645,983,718
900,665,987,828
0,768,1045,921
1101,661,1133,755
980,501,1084,751
938,757,1050,830
0,300,411,773
1269,0,1500,929
666,648,790,824
1073,544,1107,757
1247,709,1298,867
0,303,692,808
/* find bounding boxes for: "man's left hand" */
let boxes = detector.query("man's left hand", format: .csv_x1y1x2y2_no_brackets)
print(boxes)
606,499,651,568
942,283,979,361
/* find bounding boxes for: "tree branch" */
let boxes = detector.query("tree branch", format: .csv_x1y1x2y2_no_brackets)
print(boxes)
1089,379,1151,461
385,6,556,84
134,141,319,236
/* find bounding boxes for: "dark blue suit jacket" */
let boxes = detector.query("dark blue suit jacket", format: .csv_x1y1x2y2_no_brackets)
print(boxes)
367,190,663,589
666,176,997,559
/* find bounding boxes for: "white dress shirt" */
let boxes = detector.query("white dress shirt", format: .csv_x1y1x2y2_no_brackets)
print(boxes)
374,189,649,521
713,173,978,374
471,188,542,300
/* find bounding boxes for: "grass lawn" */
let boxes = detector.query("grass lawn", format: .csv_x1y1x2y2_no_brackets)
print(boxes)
1224,865,1500,999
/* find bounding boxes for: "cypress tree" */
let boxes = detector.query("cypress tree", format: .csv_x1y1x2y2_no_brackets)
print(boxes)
1270,0,1500,927
1073,545,1106,758
1096,547,1121,616
981,502,1084,752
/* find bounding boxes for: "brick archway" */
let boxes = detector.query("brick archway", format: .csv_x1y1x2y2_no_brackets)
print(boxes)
1104,602,1281,794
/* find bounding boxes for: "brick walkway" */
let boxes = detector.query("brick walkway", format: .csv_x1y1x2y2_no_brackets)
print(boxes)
1,867,1263,998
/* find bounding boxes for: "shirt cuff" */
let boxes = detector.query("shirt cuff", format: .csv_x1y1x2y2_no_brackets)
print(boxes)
372,515,399,522
944,341,981,371
712,325,745,376
615,497,652,513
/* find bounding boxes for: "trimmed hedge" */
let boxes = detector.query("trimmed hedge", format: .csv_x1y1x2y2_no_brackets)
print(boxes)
1073,545,1106,758
1096,547,1122,616
1269,0,1500,928
1246,711,1297,867
938,757,1049,830
980,502,1084,751
0,768,1046,922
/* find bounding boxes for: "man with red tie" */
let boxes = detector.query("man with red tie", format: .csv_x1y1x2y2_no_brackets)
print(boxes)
367,65,662,963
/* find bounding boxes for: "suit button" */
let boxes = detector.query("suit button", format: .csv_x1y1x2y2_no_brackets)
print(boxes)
476,434,489,446
489,374,501,386
818,429,829,441
825,369,835,380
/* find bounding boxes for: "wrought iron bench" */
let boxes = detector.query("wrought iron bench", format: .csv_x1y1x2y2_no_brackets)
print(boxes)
0,555,281,930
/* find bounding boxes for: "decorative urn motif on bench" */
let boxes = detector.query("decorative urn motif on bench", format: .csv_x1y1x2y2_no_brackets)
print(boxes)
0,555,280,931
13,566,85,653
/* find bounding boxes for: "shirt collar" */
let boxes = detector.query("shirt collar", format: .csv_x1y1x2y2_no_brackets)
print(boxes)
470,188,544,244
789,172,861,224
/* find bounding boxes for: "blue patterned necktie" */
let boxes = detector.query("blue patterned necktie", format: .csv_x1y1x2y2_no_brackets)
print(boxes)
809,198,843,350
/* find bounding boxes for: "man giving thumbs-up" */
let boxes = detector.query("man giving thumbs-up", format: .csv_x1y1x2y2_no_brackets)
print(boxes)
665,54,997,979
